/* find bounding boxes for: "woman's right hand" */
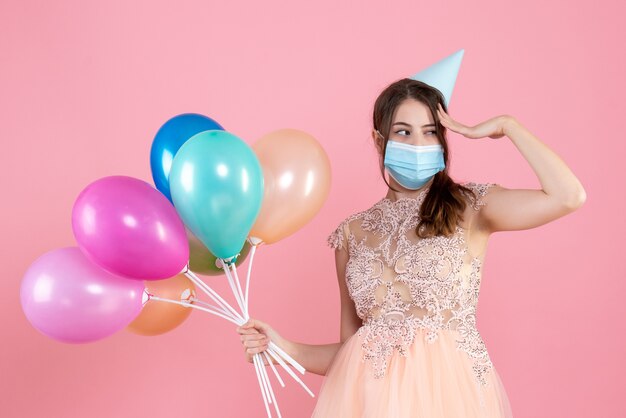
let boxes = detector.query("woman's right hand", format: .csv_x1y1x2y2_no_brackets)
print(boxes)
236,318,284,364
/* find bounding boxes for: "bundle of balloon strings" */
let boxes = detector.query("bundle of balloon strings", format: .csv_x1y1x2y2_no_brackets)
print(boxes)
147,240,314,418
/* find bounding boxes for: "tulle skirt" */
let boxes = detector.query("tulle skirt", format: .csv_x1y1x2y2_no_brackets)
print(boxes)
311,327,513,417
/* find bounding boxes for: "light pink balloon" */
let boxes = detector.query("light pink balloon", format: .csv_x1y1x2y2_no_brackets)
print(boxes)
72,175,189,280
20,247,145,344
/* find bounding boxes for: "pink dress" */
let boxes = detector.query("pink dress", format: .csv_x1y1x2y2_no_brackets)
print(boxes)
311,182,513,417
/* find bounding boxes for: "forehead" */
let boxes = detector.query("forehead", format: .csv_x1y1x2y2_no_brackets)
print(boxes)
392,98,433,124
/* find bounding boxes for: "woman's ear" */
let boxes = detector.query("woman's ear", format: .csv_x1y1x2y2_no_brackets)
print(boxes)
372,129,384,154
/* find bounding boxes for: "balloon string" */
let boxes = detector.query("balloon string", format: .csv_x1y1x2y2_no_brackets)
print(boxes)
184,270,244,322
150,293,291,386
231,251,305,412
244,244,258,314
263,350,285,387
265,344,316,398
257,353,281,418
230,262,248,319
181,261,311,411
222,263,247,320
253,352,273,417
229,262,247,318
260,351,282,417
188,297,237,321
224,262,244,315
148,294,298,395
187,270,242,321
269,341,306,375
235,246,309,383
256,353,273,406
148,295,241,326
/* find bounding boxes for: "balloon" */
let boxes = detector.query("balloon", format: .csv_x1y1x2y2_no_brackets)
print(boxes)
72,175,189,280
169,130,264,260
127,274,196,336
250,129,331,244
150,113,224,202
187,229,252,275
20,247,145,344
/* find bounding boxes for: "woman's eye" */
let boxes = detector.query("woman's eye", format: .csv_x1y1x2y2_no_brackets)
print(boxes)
395,130,410,136
426,130,436,135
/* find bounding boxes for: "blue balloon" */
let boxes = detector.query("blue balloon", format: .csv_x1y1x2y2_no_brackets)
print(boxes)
169,130,264,261
150,113,224,202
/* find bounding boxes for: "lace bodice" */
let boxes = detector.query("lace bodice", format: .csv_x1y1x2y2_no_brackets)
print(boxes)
328,181,499,391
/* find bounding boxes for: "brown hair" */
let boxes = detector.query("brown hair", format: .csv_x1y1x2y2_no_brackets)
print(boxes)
373,77,479,238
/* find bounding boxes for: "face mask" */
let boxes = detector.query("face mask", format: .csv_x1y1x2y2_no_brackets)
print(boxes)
383,140,445,190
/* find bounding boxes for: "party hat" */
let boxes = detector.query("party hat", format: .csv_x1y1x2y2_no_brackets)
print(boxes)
409,49,464,106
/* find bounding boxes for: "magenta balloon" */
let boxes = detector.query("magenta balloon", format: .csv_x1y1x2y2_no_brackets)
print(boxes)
72,175,189,280
20,247,145,344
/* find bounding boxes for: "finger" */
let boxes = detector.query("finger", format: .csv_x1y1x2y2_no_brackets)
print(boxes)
238,318,266,331
241,334,267,343
236,319,255,330
236,322,261,334
440,109,455,125
248,318,268,331
437,109,453,126
243,344,268,355
437,110,448,124
438,116,453,128
237,327,261,335
439,115,467,133
241,333,267,343
246,345,268,355
242,318,260,327
244,337,269,348
437,102,446,115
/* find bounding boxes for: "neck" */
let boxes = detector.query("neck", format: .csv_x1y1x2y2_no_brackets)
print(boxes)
385,177,433,202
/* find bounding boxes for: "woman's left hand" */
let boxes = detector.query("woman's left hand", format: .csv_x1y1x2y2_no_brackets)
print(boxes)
436,102,514,140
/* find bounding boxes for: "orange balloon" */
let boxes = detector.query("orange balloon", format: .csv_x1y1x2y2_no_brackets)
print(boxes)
127,274,196,336
250,129,331,244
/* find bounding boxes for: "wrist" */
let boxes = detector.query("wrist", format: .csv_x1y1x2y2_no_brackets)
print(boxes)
501,115,519,137
281,338,298,360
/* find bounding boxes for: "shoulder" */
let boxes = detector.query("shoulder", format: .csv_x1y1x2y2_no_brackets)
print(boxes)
326,200,382,251
459,181,501,211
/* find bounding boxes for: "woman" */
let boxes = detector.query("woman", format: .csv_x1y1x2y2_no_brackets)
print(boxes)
236,78,586,417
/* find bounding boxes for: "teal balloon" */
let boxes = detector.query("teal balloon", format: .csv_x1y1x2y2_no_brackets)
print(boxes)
169,130,264,260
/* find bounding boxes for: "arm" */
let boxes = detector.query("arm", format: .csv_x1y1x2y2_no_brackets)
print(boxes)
477,117,586,233
285,246,362,375
236,241,362,376
436,104,587,233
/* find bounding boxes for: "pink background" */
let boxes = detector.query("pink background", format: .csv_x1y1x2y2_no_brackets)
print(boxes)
1,0,623,417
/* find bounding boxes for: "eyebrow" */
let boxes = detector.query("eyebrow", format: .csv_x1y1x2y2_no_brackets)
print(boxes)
392,122,436,128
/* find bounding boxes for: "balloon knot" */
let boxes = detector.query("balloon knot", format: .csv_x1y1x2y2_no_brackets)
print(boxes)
180,263,190,274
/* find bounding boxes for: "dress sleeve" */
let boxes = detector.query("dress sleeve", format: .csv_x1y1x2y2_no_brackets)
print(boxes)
327,219,349,251
463,182,500,211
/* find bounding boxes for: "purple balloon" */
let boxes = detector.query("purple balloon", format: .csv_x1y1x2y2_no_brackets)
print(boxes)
72,175,189,280
20,247,145,344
